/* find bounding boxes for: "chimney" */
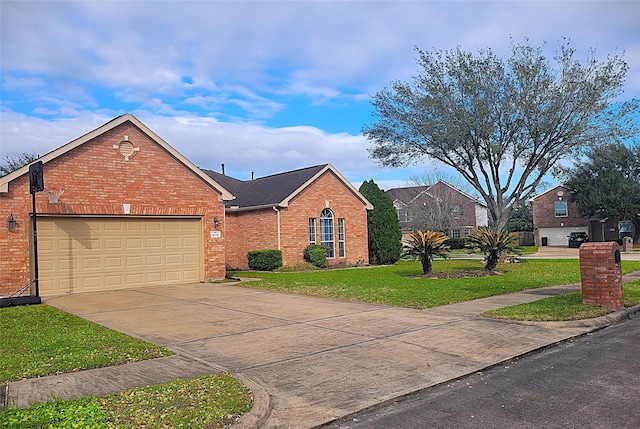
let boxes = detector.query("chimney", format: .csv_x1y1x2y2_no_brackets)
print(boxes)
221,164,225,175
252,172,254,180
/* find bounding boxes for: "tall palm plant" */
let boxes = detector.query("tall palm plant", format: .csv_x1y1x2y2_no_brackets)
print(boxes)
402,230,450,275
468,228,520,271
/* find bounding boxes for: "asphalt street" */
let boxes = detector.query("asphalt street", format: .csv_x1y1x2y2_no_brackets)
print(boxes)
327,316,640,429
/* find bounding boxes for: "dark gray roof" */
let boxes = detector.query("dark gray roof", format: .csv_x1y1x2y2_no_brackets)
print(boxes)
203,165,328,209
385,185,430,205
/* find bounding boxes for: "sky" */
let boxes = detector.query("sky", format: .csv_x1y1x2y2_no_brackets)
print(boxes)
1,0,639,191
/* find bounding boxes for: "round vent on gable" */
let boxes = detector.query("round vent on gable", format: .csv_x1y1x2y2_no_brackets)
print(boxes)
113,137,140,161
119,141,135,158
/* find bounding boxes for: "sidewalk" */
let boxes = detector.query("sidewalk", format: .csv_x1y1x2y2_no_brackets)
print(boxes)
4,271,640,429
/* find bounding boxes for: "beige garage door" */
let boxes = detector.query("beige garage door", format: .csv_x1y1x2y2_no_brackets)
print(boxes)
37,217,203,296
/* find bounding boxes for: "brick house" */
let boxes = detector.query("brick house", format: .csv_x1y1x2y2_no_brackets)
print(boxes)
204,165,373,269
0,114,233,298
531,184,634,246
1,115,374,300
386,180,488,239
530,185,590,246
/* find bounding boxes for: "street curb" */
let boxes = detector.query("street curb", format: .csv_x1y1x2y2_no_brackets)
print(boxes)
231,374,272,429
163,351,272,428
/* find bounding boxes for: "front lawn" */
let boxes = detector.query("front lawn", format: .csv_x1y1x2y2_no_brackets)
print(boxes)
0,305,254,428
1,374,253,429
232,259,640,309
0,305,172,382
482,280,640,321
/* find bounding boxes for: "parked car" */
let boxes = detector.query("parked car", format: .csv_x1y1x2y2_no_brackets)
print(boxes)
568,232,589,248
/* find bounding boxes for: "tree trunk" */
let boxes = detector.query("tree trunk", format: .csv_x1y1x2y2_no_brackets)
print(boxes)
421,256,433,274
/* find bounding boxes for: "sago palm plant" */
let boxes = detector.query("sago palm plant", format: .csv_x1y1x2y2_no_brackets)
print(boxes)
402,230,450,275
468,228,520,271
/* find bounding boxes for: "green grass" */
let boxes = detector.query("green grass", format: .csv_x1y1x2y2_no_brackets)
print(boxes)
0,374,253,429
482,280,640,321
0,305,172,382
1,306,254,428
482,292,611,321
232,259,640,309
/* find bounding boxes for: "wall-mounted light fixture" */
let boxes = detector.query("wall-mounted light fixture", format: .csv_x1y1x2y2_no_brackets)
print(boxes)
214,216,221,229
7,213,16,230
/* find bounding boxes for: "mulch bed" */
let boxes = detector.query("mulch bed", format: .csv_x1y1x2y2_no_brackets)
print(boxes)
420,270,502,279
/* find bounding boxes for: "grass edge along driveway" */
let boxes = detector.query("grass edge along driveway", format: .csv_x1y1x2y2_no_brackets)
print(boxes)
231,259,640,309
0,305,253,428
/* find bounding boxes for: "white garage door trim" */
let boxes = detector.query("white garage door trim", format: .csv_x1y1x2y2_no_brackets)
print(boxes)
37,216,203,296
539,226,588,247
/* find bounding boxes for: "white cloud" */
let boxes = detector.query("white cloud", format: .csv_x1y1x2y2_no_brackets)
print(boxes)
1,0,638,190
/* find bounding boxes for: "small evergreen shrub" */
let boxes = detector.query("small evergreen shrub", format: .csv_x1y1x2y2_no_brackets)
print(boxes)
309,246,328,268
303,244,328,268
247,249,282,271
445,237,469,250
303,244,324,261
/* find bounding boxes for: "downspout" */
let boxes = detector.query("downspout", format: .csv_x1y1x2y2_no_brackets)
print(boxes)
273,206,281,250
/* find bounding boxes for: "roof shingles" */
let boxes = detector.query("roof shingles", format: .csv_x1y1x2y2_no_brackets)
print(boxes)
203,165,327,208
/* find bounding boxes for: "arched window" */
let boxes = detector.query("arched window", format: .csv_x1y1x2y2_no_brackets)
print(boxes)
320,208,335,258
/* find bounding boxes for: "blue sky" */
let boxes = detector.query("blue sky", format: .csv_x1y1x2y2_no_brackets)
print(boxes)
1,0,639,191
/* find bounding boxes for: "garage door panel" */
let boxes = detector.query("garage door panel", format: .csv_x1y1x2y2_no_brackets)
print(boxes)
106,275,124,287
38,217,203,295
105,239,123,249
105,257,123,268
146,238,162,248
146,255,162,266
166,237,180,248
164,254,179,265
126,238,144,249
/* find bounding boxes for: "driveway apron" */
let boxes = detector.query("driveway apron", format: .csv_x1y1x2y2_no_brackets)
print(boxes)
45,282,596,429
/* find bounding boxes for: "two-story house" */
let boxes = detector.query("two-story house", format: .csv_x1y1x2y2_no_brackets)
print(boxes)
386,180,488,239
531,184,631,246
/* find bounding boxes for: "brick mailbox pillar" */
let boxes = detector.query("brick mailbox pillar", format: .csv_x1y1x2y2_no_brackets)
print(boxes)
579,242,624,311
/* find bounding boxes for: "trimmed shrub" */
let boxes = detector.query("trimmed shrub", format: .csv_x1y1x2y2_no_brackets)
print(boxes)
247,250,282,271
303,244,328,268
309,247,328,268
445,237,469,250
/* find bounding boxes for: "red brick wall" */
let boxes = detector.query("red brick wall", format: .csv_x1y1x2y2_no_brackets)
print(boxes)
226,170,369,269
532,186,589,245
0,122,227,295
579,242,624,311
225,208,278,270
532,186,589,229
283,171,369,266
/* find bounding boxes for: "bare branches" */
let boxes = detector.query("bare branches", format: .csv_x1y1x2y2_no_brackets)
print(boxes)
364,39,638,230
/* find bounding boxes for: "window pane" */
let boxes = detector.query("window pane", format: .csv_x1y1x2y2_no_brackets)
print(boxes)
309,218,316,244
320,209,334,258
338,218,345,257
554,201,568,217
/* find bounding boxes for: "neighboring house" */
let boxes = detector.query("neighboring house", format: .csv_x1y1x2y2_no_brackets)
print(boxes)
204,165,373,270
0,114,233,298
386,180,488,239
530,185,589,246
531,184,631,246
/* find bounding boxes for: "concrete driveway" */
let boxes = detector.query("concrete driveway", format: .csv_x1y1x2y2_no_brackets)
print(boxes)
44,281,598,428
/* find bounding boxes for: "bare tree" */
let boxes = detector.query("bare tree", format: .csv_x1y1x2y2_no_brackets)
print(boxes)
1,151,39,177
364,39,639,230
